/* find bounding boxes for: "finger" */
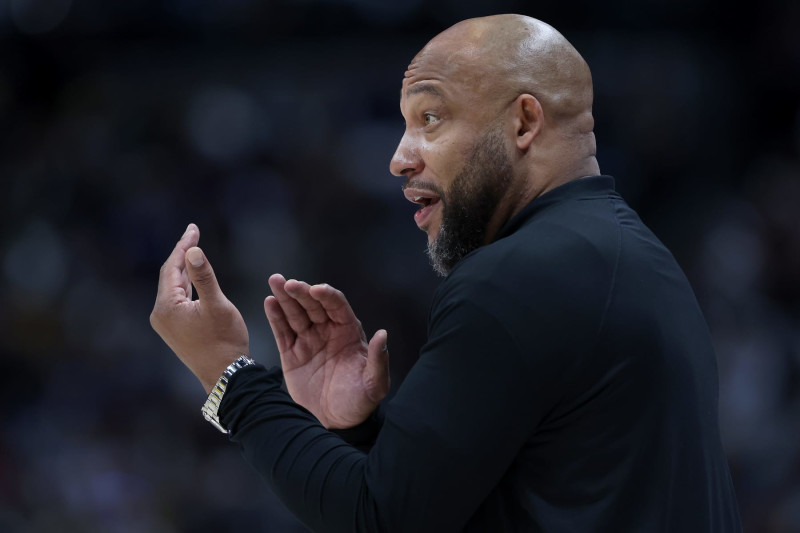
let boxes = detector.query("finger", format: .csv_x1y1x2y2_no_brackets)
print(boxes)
284,279,328,324
264,295,296,355
308,283,359,325
268,274,314,333
157,224,200,302
365,329,390,401
184,246,225,306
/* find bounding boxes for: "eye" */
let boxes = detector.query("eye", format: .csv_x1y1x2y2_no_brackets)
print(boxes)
423,113,440,127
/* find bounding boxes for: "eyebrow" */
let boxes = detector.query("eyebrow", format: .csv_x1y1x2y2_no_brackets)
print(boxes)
404,83,444,100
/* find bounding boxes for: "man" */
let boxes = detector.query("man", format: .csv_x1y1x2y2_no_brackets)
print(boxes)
151,14,742,532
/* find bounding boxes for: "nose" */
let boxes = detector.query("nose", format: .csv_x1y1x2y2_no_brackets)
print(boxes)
389,133,423,177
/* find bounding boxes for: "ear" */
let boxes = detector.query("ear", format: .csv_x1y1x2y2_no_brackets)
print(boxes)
511,94,544,151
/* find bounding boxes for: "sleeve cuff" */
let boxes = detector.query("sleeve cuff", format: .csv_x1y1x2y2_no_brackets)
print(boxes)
218,364,287,432
330,402,386,452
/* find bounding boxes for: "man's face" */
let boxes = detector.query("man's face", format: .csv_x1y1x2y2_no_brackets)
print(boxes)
391,45,513,276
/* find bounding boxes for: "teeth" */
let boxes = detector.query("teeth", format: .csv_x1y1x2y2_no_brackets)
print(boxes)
414,196,423,202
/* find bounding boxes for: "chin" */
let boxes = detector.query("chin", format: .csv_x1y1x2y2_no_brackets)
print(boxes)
424,224,441,243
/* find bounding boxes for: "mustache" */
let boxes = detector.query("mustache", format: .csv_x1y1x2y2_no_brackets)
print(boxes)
401,178,446,200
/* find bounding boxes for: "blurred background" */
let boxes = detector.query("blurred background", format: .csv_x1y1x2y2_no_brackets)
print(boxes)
1,0,798,531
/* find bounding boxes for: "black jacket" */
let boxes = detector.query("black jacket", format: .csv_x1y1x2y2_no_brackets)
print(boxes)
220,176,742,532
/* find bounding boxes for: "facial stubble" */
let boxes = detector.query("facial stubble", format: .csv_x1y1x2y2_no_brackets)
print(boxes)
427,126,513,276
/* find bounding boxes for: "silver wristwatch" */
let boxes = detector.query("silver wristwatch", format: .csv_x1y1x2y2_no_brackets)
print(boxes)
201,355,256,433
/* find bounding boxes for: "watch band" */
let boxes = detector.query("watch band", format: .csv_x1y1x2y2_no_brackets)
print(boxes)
201,355,256,433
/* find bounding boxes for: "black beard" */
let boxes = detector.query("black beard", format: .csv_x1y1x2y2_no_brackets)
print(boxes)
427,126,513,276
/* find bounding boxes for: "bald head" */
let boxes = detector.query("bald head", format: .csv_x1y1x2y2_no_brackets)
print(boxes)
412,14,595,131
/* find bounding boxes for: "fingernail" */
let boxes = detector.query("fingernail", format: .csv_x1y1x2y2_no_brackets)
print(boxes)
183,224,192,237
187,248,204,267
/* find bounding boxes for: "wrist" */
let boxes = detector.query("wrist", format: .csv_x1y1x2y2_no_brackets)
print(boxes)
200,353,249,394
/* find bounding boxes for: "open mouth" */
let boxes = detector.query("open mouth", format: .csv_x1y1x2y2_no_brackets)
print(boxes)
403,187,442,229
411,195,440,208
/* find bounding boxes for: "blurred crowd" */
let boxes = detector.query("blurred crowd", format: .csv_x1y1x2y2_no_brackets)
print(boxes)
1,0,798,531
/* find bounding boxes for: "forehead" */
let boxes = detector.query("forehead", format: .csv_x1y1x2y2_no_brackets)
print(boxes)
400,41,487,104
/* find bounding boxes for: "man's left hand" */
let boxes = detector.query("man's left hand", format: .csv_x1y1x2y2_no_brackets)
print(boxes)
150,224,250,394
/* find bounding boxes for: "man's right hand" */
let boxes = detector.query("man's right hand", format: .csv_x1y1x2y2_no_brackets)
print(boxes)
264,274,390,429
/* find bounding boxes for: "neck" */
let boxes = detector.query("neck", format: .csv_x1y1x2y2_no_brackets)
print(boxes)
539,155,600,197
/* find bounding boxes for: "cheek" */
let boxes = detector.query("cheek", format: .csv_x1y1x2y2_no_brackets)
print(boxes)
420,135,474,188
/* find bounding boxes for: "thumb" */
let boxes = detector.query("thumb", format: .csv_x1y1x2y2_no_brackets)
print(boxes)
365,329,390,401
185,247,224,304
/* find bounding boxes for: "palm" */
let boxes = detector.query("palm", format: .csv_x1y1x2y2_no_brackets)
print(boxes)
265,275,389,429
282,319,372,427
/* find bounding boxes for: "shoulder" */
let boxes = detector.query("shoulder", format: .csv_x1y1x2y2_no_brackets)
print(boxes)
427,198,625,350
442,200,620,304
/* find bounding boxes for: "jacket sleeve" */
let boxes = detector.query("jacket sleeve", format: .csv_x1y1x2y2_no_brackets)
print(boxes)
219,278,560,532
329,403,385,453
